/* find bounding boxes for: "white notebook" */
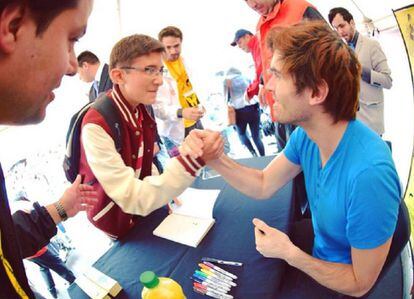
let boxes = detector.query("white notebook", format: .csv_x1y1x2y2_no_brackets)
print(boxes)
153,188,220,247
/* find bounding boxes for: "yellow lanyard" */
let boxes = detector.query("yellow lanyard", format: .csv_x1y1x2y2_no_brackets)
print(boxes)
0,229,29,299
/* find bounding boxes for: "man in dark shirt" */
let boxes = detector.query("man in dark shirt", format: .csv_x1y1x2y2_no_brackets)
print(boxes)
0,1,96,298
77,50,113,103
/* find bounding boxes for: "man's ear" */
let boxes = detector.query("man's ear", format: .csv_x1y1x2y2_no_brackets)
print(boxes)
0,4,25,54
309,80,329,106
109,68,124,85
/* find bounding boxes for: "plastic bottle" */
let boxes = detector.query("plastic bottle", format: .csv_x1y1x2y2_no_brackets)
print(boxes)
140,271,186,299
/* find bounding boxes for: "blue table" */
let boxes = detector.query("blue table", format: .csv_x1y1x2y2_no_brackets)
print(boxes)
69,155,294,298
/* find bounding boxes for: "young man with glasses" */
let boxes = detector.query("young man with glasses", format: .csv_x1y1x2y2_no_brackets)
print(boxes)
78,34,223,239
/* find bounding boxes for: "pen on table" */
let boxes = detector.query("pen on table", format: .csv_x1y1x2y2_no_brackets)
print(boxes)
202,261,238,280
195,270,235,287
193,284,234,299
199,263,233,282
193,286,226,299
199,269,237,286
202,257,243,267
193,282,228,295
191,276,231,293
192,272,231,290
193,272,232,289
194,270,234,288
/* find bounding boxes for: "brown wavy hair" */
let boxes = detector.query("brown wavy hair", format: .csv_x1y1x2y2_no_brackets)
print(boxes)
110,34,164,70
267,21,361,122
158,26,183,41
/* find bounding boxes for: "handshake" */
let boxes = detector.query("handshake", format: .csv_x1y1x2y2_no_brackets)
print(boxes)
179,129,225,163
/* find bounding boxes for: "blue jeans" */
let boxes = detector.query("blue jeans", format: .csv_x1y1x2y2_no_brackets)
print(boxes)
184,119,204,137
30,243,76,291
275,123,296,151
234,103,265,156
156,136,180,170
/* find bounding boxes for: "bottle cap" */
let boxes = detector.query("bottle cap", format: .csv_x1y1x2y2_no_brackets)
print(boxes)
140,271,159,289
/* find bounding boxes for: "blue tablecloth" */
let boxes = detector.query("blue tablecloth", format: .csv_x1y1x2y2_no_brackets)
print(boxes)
68,155,294,298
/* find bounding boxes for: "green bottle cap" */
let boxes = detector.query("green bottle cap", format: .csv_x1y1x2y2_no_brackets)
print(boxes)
140,271,160,289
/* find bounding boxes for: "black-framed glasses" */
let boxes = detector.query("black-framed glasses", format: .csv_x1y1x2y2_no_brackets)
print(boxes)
120,66,167,76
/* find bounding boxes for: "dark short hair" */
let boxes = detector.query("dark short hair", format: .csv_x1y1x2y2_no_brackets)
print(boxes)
110,34,165,70
328,7,354,25
77,51,100,67
267,21,361,123
0,0,79,36
158,26,183,41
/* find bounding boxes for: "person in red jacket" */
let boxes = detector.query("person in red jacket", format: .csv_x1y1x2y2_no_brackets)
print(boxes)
230,29,264,104
244,0,324,151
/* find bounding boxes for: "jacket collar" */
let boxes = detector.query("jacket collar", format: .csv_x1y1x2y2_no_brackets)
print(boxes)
111,84,140,129
348,31,359,50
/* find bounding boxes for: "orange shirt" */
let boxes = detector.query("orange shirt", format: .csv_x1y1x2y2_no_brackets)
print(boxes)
257,0,314,121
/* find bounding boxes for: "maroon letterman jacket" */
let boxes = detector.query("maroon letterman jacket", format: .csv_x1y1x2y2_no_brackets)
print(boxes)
79,85,204,239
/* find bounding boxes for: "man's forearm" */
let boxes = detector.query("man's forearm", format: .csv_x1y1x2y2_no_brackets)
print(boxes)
208,155,268,199
287,247,368,297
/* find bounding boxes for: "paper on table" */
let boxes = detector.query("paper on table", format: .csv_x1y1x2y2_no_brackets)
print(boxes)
153,188,221,247
171,188,220,219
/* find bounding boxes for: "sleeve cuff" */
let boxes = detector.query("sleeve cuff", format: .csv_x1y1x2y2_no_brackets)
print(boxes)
177,108,183,118
361,66,371,84
176,154,205,176
33,202,55,225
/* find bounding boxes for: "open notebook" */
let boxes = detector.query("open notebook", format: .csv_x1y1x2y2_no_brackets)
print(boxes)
153,188,220,247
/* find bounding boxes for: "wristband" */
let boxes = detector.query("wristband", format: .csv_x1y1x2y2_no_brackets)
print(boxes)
54,201,68,221
177,108,183,118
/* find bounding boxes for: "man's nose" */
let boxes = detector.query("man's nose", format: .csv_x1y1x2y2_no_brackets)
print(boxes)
66,51,78,76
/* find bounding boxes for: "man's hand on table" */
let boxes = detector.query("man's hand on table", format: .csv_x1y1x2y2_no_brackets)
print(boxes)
253,218,297,261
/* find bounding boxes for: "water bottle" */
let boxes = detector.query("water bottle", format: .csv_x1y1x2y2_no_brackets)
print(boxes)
140,271,186,299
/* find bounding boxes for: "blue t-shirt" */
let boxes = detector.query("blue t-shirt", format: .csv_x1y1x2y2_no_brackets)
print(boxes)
284,120,401,264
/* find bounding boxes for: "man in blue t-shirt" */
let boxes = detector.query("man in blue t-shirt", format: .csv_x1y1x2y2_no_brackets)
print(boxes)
183,21,401,297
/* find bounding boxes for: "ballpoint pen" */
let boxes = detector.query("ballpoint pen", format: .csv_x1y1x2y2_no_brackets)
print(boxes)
193,284,234,299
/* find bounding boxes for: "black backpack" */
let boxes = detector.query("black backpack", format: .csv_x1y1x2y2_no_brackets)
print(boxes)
63,93,123,183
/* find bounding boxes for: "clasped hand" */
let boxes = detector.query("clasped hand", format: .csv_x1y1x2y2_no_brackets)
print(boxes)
179,129,224,162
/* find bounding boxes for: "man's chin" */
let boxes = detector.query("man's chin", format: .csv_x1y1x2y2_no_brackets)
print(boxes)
168,55,180,61
147,95,157,105
20,109,47,125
